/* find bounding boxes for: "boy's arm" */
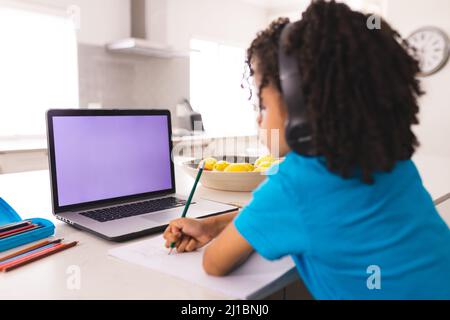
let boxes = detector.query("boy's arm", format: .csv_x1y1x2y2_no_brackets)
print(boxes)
203,221,254,276
203,210,239,237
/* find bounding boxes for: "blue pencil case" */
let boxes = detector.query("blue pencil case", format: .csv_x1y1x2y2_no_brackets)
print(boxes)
0,197,55,253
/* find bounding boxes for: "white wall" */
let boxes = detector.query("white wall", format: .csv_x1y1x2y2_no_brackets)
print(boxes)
385,0,450,157
0,0,130,45
266,0,387,23
68,0,130,45
166,0,268,49
266,0,308,22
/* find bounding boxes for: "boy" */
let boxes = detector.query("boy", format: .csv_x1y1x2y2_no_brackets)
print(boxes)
163,0,450,299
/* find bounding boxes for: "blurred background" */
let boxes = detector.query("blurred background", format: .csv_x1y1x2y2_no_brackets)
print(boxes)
0,0,449,175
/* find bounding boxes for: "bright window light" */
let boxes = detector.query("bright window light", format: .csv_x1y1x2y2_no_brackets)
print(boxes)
0,6,79,138
190,39,257,137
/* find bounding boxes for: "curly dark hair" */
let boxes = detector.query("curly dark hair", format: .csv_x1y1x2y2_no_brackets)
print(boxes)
247,0,424,184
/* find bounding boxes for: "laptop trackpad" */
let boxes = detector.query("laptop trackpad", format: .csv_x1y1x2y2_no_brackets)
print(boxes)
141,211,181,224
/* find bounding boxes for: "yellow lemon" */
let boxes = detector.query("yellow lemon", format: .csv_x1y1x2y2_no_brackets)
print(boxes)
224,163,254,172
258,161,273,168
202,157,217,171
253,166,268,173
213,160,230,172
255,155,275,167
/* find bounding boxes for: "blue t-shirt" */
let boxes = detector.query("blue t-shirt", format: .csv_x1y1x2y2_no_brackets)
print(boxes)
234,152,450,300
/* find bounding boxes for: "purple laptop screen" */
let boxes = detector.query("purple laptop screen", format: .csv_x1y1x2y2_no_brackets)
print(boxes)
52,115,173,207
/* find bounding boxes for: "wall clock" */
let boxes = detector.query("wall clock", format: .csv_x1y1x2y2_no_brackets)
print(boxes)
407,27,450,77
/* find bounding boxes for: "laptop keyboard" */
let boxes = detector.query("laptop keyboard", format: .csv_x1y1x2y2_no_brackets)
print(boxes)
79,197,187,223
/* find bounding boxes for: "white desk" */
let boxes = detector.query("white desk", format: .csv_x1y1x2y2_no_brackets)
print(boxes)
0,159,298,300
0,155,448,299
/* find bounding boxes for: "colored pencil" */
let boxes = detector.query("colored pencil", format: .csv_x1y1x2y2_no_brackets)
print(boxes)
0,243,61,271
0,224,37,239
0,239,63,264
0,239,50,263
0,243,59,266
1,241,78,272
0,220,31,233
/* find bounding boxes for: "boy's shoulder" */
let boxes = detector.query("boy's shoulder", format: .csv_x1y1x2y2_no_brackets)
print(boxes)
277,152,419,184
261,152,322,198
270,152,327,181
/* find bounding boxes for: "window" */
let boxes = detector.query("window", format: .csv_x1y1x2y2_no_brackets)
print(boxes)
190,39,257,136
0,5,79,138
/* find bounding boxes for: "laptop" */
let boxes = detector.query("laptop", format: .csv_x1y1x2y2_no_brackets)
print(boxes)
46,109,236,242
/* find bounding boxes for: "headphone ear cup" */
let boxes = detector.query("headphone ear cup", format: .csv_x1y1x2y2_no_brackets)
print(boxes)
285,118,314,155
279,23,317,157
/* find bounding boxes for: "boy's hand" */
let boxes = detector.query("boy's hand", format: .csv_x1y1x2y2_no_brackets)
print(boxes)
163,218,214,253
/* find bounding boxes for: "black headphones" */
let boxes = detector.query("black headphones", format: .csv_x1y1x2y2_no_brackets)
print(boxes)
278,23,317,156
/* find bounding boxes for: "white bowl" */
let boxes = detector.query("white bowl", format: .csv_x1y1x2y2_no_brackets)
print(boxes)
181,156,268,192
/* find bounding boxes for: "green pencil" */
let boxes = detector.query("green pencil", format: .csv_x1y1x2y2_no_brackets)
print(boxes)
168,161,205,254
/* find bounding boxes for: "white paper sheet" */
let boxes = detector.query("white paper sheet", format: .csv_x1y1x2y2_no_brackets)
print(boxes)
108,235,295,299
